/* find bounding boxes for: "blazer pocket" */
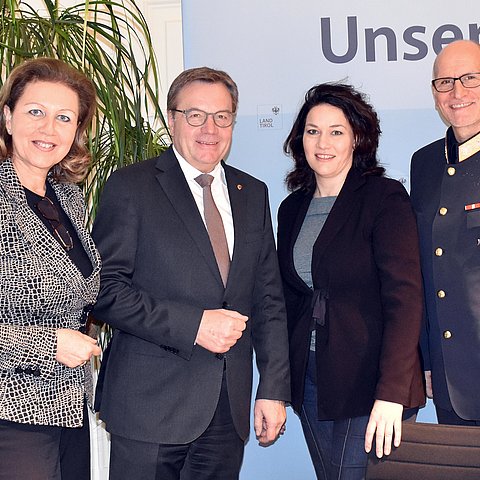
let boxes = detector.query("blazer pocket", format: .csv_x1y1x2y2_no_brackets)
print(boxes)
466,209,480,229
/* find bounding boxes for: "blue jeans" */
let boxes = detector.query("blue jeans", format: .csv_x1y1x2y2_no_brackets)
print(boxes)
300,351,370,480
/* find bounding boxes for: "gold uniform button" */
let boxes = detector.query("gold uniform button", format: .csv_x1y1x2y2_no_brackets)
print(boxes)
435,248,443,256
447,167,456,176
443,330,452,339
439,207,448,216
437,290,446,298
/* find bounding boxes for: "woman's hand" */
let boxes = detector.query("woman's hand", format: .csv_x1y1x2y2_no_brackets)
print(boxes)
364,399,403,458
56,329,101,368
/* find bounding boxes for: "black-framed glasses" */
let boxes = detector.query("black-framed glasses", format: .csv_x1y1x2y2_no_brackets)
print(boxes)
35,196,73,251
171,108,235,128
432,72,480,92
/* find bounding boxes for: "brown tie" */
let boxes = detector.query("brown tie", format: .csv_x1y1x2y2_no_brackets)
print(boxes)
195,174,230,286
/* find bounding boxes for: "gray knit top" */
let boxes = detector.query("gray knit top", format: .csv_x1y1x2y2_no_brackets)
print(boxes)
293,195,336,350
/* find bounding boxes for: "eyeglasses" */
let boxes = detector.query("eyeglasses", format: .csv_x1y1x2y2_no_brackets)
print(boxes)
171,108,235,128
35,196,73,251
432,72,480,92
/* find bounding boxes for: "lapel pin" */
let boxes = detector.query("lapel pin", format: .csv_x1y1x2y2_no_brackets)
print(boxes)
237,184,243,190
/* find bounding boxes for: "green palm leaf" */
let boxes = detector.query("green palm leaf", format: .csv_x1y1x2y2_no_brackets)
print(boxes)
0,0,170,229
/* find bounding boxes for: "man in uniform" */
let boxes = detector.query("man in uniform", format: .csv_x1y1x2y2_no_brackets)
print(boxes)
410,39,480,425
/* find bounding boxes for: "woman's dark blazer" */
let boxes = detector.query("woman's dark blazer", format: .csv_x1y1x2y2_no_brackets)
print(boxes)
277,167,425,420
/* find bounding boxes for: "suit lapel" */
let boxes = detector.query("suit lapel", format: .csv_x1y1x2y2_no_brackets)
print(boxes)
51,181,101,301
0,158,99,304
154,148,224,287
224,163,247,290
284,191,314,293
311,167,365,274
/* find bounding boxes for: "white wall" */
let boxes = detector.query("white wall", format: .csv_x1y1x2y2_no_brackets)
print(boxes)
139,0,184,114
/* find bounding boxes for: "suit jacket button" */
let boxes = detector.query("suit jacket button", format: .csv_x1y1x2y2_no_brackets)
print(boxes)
447,167,456,176
443,330,452,339
437,289,446,298
435,247,443,256
439,207,448,216
215,353,225,360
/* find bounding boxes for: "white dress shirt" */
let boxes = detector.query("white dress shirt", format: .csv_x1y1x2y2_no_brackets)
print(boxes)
173,146,234,258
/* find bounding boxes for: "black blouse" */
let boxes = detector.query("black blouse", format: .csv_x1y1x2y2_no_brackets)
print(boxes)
24,182,93,278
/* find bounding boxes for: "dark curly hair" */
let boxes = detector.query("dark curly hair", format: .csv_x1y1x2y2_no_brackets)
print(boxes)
0,57,96,184
284,82,383,192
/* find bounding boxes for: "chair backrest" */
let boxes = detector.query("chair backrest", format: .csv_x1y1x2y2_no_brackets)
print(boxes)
366,422,480,480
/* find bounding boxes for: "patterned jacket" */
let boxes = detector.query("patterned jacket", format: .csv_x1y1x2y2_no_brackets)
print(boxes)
0,158,101,427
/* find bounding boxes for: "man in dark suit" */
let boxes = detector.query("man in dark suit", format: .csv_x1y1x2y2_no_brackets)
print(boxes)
410,40,480,425
92,67,290,479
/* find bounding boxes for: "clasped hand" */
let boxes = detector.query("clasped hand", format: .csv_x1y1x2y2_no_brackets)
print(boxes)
195,309,248,353
56,328,101,368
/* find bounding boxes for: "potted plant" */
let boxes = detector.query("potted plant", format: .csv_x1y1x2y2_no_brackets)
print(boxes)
0,0,170,228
